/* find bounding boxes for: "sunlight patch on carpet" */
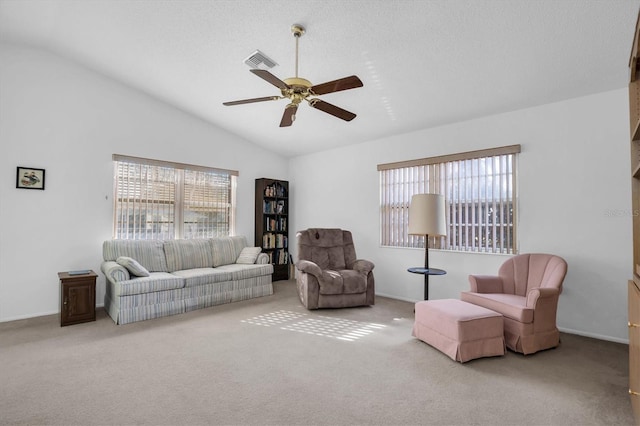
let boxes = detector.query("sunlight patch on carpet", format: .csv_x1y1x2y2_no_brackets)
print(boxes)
241,310,386,342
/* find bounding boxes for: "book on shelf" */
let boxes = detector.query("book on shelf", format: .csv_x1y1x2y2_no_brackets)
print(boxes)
264,183,287,198
264,249,289,265
263,200,286,215
275,234,288,249
262,233,288,249
265,217,276,231
263,200,276,214
262,233,276,249
273,249,289,265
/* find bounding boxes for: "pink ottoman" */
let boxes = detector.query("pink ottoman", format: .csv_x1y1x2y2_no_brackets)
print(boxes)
413,299,505,363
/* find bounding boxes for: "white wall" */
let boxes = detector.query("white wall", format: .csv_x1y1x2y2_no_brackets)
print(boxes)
1,42,633,344
289,88,632,343
0,43,288,322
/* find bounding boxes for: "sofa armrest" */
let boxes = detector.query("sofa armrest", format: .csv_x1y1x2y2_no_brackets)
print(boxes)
526,287,559,308
256,253,269,264
296,259,322,278
352,259,375,274
468,275,503,293
101,261,130,283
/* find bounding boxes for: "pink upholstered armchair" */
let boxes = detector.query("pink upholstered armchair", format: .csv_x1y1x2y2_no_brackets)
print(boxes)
295,228,375,310
460,253,567,355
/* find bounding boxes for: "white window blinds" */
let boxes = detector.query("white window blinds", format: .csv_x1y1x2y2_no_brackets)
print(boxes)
112,155,237,240
378,145,520,254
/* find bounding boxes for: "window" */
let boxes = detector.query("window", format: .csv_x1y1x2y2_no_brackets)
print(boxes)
112,154,237,240
378,145,520,254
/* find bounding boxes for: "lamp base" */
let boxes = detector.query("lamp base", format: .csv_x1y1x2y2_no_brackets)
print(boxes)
407,267,447,300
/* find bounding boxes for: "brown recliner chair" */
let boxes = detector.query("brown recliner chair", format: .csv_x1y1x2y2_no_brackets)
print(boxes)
295,228,375,309
461,253,567,355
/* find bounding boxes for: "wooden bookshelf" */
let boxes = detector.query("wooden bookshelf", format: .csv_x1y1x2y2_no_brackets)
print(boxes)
631,14,640,286
631,280,640,426
255,178,290,281
629,10,640,424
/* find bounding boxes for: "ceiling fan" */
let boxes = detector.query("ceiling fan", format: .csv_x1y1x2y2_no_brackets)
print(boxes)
223,24,363,127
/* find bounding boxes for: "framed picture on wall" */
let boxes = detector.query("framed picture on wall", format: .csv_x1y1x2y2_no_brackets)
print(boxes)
16,167,45,190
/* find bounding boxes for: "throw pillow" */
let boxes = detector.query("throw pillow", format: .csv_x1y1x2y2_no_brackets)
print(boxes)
116,256,151,277
236,247,262,264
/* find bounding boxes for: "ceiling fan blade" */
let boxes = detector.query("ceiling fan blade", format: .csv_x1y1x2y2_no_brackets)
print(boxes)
223,96,281,106
250,69,290,90
279,104,298,127
308,99,356,122
310,75,363,96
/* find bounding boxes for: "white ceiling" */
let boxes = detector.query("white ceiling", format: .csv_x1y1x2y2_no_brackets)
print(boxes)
1,0,639,157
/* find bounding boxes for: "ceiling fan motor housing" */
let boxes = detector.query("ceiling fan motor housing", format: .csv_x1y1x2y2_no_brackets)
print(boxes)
282,77,312,104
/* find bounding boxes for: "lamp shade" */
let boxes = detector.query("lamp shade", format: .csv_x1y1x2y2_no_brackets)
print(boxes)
408,194,447,236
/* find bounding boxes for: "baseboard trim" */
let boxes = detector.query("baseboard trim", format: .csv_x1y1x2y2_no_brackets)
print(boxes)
1,310,59,323
0,303,105,323
376,293,629,345
558,326,629,345
376,292,417,303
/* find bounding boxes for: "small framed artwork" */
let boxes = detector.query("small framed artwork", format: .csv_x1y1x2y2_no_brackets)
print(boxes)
16,167,45,190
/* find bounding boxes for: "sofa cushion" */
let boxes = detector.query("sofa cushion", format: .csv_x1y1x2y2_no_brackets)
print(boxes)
164,239,214,272
171,268,233,287
460,292,534,323
112,272,185,296
230,236,248,257
216,263,274,280
212,236,247,267
103,240,168,272
116,256,150,277
236,247,262,264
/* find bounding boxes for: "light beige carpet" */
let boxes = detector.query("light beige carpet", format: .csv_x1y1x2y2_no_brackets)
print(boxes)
0,280,634,426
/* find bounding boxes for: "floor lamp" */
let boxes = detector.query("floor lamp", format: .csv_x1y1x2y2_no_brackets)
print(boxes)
408,194,447,300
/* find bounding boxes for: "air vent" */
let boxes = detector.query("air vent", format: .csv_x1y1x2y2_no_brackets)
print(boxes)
244,50,277,69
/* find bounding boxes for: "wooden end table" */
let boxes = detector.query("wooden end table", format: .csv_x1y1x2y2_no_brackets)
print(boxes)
58,270,97,327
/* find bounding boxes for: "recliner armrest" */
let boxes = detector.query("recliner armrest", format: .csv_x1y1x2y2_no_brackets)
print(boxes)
468,275,503,293
352,259,374,274
526,287,559,308
296,259,323,278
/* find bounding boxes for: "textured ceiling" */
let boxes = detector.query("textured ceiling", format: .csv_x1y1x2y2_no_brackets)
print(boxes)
1,0,639,157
